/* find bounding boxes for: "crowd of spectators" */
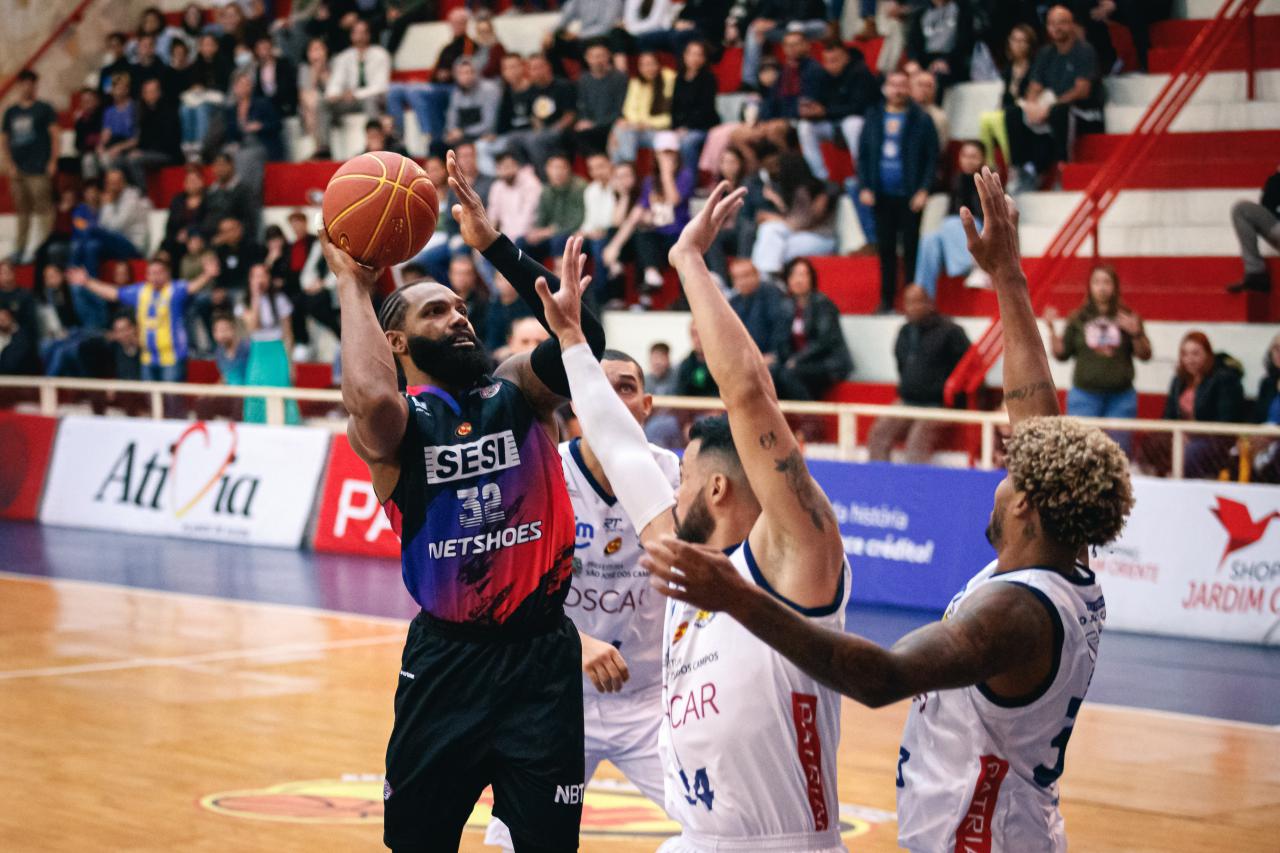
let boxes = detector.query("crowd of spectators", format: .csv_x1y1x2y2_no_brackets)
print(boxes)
2,0,1275,478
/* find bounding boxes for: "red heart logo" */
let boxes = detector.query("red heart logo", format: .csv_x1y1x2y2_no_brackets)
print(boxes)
169,421,239,518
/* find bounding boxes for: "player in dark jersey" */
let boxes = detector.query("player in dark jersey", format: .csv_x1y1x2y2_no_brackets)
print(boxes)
322,150,607,852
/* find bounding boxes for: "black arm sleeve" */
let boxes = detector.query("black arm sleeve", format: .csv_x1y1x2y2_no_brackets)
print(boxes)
481,234,607,398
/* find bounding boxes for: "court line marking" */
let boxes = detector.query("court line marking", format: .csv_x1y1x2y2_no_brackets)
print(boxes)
0,633,406,681
3,573,1277,733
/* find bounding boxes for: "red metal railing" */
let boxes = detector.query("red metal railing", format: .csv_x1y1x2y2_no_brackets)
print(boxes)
944,0,1265,406
0,0,101,104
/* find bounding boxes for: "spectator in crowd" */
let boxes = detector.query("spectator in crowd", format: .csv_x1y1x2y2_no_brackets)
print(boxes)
858,70,939,313
728,258,792,365
635,0,730,59
598,160,643,306
1226,165,1280,294
905,0,974,91
181,33,234,160
99,32,135,95
386,9,474,150
174,4,207,57
1256,332,1280,424
544,0,626,76
364,118,407,155
772,257,853,400
65,186,106,329
494,314,549,363
68,253,218,382
212,311,250,391
72,169,150,274
670,40,720,168
750,152,836,279
98,74,139,177
574,42,629,157
224,69,285,185
217,2,268,64
484,271,535,353
469,13,508,79
1073,0,1172,74
441,58,501,153
1009,4,1104,192
520,152,585,260
252,36,299,119
0,306,41,375
624,0,680,54
2,70,58,263
757,31,816,121
634,131,695,304
167,39,195,98
867,283,970,462
486,151,542,243
579,152,617,305
506,54,577,175
383,0,437,56
0,260,39,334
74,88,106,179
241,262,301,424
212,216,262,294
1152,331,1246,479
130,7,177,62
296,38,333,154
297,0,357,58
129,34,176,104
446,254,490,338
1044,264,1152,426
643,339,683,447
179,232,208,284
33,188,78,282
407,153,458,281
447,142,492,216
37,265,87,375
316,19,390,158
978,24,1036,171
735,0,830,90
910,69,950,152
675,321,718,397
797,40,878,183
612,52,676,163
704,146,754,281
202,153,258,238
125,78,181,190
478,54,530,174
914,139,986,296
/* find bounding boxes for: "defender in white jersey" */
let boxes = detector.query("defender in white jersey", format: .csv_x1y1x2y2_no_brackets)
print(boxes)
486,352,680,849
642,169,1135,853
533,209,850,852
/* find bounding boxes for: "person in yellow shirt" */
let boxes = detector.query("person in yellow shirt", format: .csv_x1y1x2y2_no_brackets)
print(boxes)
611,52,676,163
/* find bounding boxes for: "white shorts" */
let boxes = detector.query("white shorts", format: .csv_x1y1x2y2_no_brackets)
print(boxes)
657,831,847,852
485,684,666,849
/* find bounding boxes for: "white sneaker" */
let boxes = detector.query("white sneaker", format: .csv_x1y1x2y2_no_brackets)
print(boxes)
292,344,313,362
965,268,992,288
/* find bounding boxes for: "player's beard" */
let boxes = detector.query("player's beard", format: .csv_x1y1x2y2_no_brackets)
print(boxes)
406,331,491,388
985,511,1003,548
675,490,716,545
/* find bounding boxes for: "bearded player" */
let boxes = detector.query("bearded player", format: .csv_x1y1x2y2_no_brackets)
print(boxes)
326,149,611,851
534,197,851,852
485,348,680,849
642,169,1134,852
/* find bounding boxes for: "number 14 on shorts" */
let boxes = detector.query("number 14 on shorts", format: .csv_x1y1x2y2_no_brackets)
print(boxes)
679,767,715,811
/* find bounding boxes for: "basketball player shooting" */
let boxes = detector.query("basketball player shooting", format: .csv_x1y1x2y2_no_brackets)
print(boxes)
534,184,852,852
323,150,611,852
641,168,1136,852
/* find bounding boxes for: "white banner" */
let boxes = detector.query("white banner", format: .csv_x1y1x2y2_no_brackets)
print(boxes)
41,417,331,548
1097,477,1280,645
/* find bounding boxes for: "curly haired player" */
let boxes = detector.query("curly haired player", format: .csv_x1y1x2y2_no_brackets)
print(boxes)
641,168,1135,853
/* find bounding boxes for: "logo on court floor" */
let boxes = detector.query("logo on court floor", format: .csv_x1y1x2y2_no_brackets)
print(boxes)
200,776,893,838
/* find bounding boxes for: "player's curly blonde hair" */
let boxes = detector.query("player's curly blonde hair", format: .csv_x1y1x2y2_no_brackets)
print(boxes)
1004,416,1134,548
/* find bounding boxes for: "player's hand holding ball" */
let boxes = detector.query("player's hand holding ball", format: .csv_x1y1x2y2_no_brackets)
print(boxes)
321,150,438,268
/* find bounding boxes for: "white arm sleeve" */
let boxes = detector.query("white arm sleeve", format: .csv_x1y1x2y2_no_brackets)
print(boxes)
562,342,676,532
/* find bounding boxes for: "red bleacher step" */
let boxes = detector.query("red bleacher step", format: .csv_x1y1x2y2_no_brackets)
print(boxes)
1074,130,1280,164
1147,15,1280,73
1061,160,1276,191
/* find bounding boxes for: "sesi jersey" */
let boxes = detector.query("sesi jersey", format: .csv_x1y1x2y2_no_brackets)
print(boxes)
383,379,576,631
897,561,1106,853
559,437,680,696
660,540,851,848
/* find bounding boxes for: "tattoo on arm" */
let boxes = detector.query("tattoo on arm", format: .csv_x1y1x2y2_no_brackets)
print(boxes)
774,449,833,533
1006,381,1055,401
759,430,778,449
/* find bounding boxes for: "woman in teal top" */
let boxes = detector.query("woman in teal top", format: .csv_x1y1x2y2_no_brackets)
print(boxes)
241,263,300,425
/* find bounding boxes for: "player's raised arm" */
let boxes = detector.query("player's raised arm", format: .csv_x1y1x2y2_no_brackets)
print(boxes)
324,230,407,498
534,236,677,543
642,536,1052,709
960,167,1060,424
668,182,844,608
447,150,607,421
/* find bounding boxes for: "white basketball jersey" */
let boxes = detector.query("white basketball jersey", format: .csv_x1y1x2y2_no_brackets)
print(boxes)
897,561,1106,853
560,438,680,695
660,540,851,846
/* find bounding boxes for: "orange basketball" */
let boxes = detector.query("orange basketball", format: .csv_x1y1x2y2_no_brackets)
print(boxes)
321,151,439,267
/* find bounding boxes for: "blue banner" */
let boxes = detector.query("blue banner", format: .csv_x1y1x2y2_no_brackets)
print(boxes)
807,460,1005,612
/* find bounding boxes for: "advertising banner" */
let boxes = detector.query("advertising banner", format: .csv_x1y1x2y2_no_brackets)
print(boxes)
312,434,400,558
1098,477,1280,645
0,412,59,521
808,460,1003,612
40,417,330,548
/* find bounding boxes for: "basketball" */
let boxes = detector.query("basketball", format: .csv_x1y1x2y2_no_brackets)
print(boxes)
321,151,439,268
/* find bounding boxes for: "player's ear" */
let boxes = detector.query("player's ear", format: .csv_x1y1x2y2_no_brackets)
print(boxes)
385,329,407,355
1009,490,1033,520
641,393,653,418
706,472,729,506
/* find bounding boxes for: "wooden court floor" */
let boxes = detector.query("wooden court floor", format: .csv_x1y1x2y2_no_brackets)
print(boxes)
1,573,1277,852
